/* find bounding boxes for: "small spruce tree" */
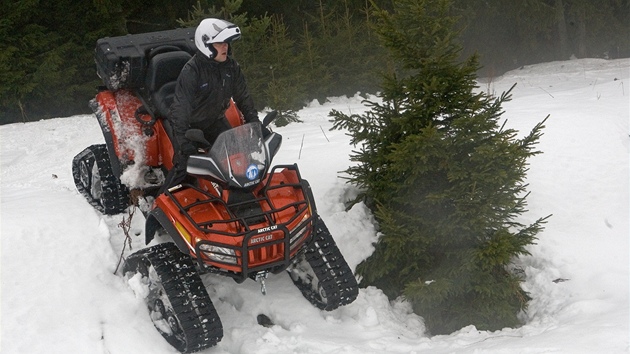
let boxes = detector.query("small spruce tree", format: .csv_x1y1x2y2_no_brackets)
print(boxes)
330,0,550,335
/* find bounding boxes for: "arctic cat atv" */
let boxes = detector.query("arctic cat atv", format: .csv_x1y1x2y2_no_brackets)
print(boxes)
72,27,359,353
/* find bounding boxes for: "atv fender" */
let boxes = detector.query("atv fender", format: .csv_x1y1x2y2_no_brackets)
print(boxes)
145,208,189,254
301,178,318,213
90,95,123,179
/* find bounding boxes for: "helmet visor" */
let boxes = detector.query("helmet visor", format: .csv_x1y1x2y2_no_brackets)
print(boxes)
208,25,241,44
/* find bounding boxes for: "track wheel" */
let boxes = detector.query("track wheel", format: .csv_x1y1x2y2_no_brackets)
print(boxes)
288,216,359,311
123,243,223,353
72,144,128,215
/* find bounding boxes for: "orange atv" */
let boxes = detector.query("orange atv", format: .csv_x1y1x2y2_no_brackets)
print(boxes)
71,28,358,353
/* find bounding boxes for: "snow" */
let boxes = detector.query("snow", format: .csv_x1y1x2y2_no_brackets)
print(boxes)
1,58,628,353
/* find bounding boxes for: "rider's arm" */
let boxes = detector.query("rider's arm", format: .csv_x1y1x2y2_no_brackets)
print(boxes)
231,61,259,124
169,62,198,152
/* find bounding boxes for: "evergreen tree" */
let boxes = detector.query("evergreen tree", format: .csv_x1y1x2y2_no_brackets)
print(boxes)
330,0,550,334
0,0,127,124
298,21,333,104
261,15,305,126
1,0,626,123
325,0,384,97
305,0,388,100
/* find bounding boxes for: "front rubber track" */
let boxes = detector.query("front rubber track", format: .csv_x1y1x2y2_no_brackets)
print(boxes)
123,243,223,353
290,216,359,311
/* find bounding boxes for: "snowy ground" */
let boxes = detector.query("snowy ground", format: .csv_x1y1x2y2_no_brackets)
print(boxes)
1,58,628,353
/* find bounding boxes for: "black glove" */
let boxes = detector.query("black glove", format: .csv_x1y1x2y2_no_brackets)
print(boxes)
172,153,188,166
180,141,197,156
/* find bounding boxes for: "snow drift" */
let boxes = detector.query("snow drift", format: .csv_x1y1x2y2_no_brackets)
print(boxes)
1,58,628,353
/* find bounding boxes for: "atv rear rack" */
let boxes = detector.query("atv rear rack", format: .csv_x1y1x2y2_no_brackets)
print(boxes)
163,164,317,282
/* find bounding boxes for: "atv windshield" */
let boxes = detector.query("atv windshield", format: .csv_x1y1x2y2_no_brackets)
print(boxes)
209,123,267,188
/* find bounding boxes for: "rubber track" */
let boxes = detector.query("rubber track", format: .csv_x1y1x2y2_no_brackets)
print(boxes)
297,216,359,311
72,144,129,215
124,243,223,353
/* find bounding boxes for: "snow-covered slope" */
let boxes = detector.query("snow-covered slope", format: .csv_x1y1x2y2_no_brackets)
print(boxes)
1,58,628,353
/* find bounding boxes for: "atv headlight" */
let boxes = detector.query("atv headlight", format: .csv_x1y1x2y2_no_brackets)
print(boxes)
290,227,307,249
199,244,237,264
290,214,311,248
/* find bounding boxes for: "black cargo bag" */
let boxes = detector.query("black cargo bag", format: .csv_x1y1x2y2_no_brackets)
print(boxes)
95,27,197,91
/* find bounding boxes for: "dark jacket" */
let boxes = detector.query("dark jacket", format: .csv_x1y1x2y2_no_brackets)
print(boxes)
169,52,259,150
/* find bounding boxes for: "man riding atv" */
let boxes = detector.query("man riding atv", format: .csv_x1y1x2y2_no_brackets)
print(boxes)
164,18,270,190
72,18,359,354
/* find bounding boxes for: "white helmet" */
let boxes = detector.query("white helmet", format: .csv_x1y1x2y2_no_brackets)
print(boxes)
194,18,241,59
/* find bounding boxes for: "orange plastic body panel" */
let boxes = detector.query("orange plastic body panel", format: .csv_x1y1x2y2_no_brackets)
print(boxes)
94,91,241,172
155,166,313,275
226,99,245,128
94,90,162,166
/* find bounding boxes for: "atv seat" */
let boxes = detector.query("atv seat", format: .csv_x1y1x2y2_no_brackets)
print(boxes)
144,50,192,118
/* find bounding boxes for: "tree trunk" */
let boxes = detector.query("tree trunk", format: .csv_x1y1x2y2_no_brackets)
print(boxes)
576,6,587,57
554,0,569,58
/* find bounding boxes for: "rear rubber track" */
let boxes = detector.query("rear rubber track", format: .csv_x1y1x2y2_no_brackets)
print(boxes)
72,144,129,214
